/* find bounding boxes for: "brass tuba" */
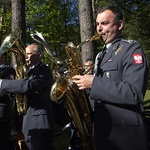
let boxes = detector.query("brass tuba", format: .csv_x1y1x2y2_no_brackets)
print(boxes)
0,29,27,114
50,34,101,101
50,34,101,150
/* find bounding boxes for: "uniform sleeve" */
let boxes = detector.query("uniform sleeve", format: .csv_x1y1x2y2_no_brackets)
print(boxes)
90,41,148,105
0,65,53,94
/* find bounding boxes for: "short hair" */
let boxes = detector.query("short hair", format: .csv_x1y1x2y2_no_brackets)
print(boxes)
97,6,123,22
32,43,42,54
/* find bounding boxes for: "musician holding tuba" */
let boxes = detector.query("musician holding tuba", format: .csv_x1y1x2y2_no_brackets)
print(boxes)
0,43,55,150
0,52,16,150
73,6,150,150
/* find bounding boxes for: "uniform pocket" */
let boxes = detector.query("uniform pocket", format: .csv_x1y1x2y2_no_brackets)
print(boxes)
102,61,118,72
32,109,47,116
110,113,139,126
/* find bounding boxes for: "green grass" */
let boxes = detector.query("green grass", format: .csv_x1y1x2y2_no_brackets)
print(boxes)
144,90,150,101
53,113,72,150
143,90,150,106
53,125,71,150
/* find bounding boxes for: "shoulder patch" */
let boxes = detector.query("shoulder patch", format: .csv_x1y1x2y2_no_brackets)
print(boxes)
132,54,143,64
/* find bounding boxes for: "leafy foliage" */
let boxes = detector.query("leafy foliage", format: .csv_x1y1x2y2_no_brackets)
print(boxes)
0,1,11,41
25,0,80,67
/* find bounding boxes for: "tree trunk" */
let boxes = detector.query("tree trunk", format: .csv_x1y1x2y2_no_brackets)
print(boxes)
78,0,96,63
11,0,26,42
11,0,26,131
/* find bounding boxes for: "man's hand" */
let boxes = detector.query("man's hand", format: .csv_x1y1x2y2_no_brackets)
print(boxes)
72,74,94,90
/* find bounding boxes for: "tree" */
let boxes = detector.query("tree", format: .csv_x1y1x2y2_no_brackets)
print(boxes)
78,0,96,63
0,1,11,44
25,0,80,67
11,0,26,131
11,0,26,42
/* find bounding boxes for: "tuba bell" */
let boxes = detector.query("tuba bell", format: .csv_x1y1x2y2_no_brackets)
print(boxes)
0,29,27,114
50,34,101,101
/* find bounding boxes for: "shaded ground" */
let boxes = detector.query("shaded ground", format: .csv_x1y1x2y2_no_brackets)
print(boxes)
53,124,71,150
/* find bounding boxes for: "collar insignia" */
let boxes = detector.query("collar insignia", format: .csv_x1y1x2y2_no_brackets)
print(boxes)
115,44,123,55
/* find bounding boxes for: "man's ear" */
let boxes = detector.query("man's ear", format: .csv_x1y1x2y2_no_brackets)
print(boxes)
119,20,123,30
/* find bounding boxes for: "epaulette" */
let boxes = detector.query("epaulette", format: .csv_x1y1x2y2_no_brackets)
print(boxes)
120,39,137,44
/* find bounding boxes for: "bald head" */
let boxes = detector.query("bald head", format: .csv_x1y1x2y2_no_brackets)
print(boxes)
26,43,42,54
25,43,43,67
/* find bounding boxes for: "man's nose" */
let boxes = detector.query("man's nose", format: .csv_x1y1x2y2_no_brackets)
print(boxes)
26,55,28,59
97,25,102,32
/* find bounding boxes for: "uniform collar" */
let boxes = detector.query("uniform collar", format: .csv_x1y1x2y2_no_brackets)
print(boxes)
29,62,42,70
105,35,123,50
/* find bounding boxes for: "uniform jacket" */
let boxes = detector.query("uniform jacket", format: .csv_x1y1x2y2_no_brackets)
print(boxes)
0,64,16,139
0,62,54,135
90,37,150,150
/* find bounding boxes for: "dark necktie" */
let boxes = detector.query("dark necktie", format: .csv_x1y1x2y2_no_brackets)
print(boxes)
98,46,107,65
95,46,107,76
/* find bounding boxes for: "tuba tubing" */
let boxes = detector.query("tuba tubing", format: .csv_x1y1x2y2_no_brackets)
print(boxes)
30,31,63,65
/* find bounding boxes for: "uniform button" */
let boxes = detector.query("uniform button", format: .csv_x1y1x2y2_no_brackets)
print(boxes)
98,100,101,104
121,120,125,123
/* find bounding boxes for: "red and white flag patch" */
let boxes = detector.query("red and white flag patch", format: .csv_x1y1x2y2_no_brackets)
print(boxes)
132,54,143,64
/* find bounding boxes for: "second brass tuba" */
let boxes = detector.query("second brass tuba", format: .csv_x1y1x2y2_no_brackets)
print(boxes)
31,31,101,150
0,29,27,114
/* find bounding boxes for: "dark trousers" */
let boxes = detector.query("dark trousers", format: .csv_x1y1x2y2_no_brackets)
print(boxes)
0,139,15,150
0,122,15,150
24,132,54,150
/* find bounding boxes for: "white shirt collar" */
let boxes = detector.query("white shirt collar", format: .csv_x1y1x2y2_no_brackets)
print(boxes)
106,43,111,49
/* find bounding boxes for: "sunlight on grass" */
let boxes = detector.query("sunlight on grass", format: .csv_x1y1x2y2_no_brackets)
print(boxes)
143,90,150,106
144,90,150,101
53,124,71,150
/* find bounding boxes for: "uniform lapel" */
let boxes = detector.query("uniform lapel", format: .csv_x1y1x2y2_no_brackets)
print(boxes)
94,46,106,75
100,46,114,66
94,36,123,75
100,37,122,66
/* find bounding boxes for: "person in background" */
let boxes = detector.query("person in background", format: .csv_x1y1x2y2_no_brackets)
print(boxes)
73,6,150,150
0,44,55,150
0,52,16,150
83,58,94,75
